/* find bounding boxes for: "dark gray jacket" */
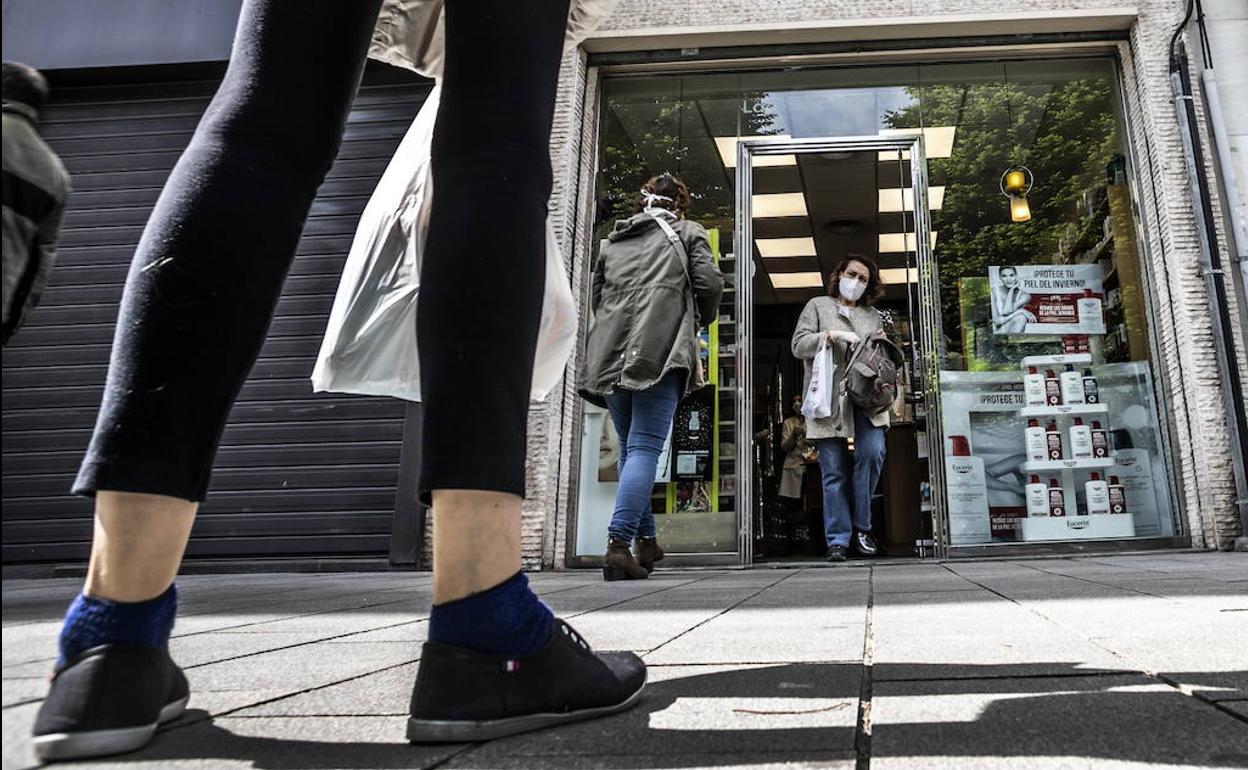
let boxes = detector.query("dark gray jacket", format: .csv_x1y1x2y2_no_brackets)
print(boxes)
579,211,724,407
2,102,70,344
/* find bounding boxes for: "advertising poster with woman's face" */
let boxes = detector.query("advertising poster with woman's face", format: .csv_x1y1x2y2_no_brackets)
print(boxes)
989,264,1106,336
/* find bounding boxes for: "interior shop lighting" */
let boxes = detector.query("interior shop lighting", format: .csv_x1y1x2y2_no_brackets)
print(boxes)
752,193,809,218
716,135,797,168
1000,166,1033,223
879,267,920,284
876,126,957,160
877,186,946,213
878,231,938,253
756,237,818,258
769,271,825,289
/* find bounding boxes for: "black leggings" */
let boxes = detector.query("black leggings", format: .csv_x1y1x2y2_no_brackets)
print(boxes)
74,0,570,502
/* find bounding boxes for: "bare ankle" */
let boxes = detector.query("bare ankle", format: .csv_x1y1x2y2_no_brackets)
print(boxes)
85,491,196,602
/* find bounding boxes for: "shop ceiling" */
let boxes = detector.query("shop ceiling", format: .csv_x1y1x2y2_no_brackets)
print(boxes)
742,146,933,306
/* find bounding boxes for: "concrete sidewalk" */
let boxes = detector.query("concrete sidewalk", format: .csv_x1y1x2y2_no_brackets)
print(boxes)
3,552,1246,769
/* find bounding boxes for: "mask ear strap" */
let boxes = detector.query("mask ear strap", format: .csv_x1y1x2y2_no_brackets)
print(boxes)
640,188,674,210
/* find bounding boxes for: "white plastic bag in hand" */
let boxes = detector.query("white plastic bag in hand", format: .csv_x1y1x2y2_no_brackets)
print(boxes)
312,86,577,403
801,338,835,420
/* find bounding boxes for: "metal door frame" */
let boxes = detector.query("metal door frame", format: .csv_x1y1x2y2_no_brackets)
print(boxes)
734,135,945,564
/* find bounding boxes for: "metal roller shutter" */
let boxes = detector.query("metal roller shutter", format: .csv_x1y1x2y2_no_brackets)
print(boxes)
2,69,428,564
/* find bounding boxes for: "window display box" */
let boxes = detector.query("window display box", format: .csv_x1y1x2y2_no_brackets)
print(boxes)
1021,353,1093,369
1019,514,1135,541
1018,403,1109,419
1021,457,1115,473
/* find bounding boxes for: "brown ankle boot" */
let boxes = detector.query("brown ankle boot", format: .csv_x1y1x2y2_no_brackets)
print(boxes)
603,539,648,581
634,537,665,574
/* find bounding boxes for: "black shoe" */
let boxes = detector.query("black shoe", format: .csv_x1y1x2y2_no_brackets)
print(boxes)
407,619,646,743
852,531,880,557
826,545,848,562
32,645,189,762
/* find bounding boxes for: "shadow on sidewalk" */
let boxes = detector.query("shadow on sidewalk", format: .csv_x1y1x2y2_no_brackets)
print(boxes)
81,661,1248,769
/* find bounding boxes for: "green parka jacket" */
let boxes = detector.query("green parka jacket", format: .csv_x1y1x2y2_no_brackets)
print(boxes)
579,211,724,407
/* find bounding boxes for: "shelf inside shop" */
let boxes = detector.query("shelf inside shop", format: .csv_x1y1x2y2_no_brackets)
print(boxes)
1020,457,1115,473
1057,200,1110,264
1079,234,1114,264
1020,353,1093,370
1018,403,1109,418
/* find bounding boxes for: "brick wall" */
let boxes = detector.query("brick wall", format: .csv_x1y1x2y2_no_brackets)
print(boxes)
518,0,1245,566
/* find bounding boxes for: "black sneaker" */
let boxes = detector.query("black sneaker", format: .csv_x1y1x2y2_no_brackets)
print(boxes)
852,531,880,557
32,645,189,762
826,545,848,562
407,619,646,743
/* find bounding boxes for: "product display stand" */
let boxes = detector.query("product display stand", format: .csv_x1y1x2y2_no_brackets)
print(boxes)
1015,353,1135,541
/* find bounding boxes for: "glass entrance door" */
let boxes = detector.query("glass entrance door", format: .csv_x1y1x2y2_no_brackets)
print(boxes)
735,136,940,563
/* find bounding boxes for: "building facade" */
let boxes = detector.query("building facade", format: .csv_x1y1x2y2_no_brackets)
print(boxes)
2,0,1245,569
540,0,1248,566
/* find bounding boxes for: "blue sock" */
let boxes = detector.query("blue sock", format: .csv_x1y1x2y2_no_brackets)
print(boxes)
57,584,178,668
427,572,554,656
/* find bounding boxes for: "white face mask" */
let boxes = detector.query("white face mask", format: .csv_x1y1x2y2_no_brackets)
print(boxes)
839,275,867,302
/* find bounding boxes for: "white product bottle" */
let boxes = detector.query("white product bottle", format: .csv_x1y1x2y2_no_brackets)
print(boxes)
945,435,991,543
1023,367,1046,407
1077,289,1104,331
1025,419,1047,462
1047,479,1067,517
1069,418,1094,460
1085,472,1110,515
1110,448,1157,534
1025,475,1049,517
1060,364,1085,405
1045,420,1064,461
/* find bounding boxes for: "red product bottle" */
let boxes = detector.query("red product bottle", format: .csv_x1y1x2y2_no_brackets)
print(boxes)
1090,421,1110,459
1108,475,1128,514
1047,479,1066,517
1045,420,1063,461
1044,369,1062,406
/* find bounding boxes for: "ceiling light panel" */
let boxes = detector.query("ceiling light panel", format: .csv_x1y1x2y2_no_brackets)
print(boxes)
770,272,825,289
877,186,947,212
752,193,808,219
878,231,939,253
879,267,920,284
756,237,817,258
876,126,958,160
716,135,797,168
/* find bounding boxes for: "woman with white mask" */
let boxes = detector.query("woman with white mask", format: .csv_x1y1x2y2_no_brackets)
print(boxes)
791,254,891,562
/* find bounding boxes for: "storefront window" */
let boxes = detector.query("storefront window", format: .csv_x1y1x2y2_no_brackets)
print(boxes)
925,59,1178,545
574,56,1178,559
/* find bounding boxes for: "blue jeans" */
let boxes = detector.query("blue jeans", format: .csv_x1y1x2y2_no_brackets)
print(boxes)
814,408,886,548
605,371,683,542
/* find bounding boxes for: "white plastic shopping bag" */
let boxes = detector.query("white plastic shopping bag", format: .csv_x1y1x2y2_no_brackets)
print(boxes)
312,86,577,403
801,338,835,420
